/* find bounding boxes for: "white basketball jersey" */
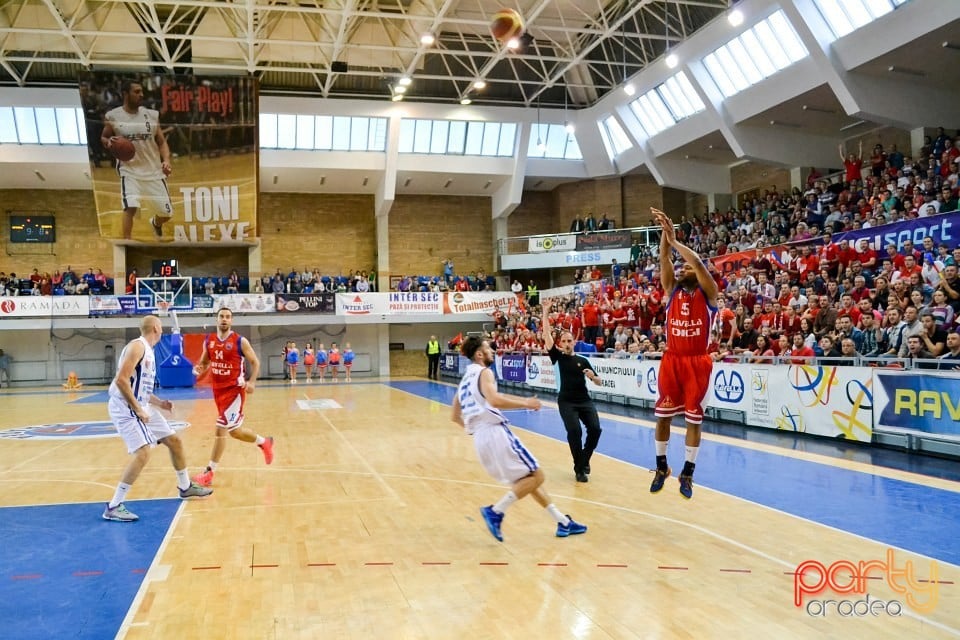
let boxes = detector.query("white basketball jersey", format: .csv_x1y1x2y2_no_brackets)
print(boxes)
104,106,163,179
109,336,156,406
457,363,507,435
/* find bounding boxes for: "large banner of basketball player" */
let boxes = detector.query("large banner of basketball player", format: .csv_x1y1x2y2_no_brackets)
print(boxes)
80,73,258,243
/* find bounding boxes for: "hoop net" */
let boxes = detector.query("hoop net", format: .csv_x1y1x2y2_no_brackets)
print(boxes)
156,301,170,317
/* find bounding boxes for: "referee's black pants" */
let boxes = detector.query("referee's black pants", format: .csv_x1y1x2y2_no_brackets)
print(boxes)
558,400,602,473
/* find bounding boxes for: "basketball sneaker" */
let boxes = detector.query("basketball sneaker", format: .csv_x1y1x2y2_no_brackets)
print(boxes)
649,466,672,493
149,217,163,238
103,503,139,522
480,505,504,542
179,482,213,498
678,474,694,499
192,467,215,487
556,516,588,538
259,436,275,465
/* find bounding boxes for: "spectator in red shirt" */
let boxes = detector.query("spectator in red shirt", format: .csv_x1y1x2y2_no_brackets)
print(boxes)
788,333,816,364
840,141,863,183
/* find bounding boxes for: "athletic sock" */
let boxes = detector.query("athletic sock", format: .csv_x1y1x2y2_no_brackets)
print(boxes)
255,435,266,446
684,445,699,464
492,491,518,514
109,482,131,509
655,440,668,456
207,461,218,472
546,504,569,525
175,469,191,491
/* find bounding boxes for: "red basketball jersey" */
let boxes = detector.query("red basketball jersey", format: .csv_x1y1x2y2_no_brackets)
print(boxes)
665,286,716,356
205,332,245,391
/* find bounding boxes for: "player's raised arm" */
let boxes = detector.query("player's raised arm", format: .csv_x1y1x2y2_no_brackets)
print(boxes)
541,298,555,351
652,207,719,306
652,208,677,295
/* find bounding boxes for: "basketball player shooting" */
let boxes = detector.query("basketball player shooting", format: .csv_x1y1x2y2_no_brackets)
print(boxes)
649,207,719,499
100,79,173,241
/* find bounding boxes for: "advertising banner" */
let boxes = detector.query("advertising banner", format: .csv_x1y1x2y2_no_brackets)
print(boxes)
498,353,527,383
575,231,631,251
873,370,960,439
337,292,442,316
501,248,631,271
525,355,557,391
88,295,138,316
81,73,258,243
214,293,275,313
275,293,336,314
575,358,871,441
442,291,521,315
0,296,90,318
527,234,576,253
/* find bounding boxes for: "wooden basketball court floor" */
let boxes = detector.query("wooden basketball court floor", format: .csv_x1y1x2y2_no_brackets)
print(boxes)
1,378,958,639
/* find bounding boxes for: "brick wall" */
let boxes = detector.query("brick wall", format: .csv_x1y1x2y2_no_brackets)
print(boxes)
388,194,493,278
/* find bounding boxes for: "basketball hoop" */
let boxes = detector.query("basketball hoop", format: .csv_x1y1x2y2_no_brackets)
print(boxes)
156,301,170,317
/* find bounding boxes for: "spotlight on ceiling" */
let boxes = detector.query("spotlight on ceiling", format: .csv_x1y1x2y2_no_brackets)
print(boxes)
623,83,636,96
398,76,412,87
728,9,744,27
420,33,435,45
665,53,679,68
473,80,487,90
460,98,472,105
565,122,576,134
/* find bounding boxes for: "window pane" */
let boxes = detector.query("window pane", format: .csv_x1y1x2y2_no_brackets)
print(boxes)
35,108,59,144
276,114,296,148
447,120,466,153
816,0,854,38
753,21,790,70
544,125,565,158
314,116,333,149
413,119,431,153
716,47,749,91
259,113,278,148
430,120,449,153
740,30,776,77
480,122,500,156
369,118,387,151
55,108,80,144
629,100,655,137
863,0,893,18
498,122,516,156
658,80,688,119
676,72,705,112
76,108,87,144
528,122,547,157
350,117,369,150
728,38,763,84
398,118,415,152
331,116,350,150
0,107,17,143
842,0,873,28
14,107,38,143
295,115,314,149
703,54,736,97
768,11,808,62
464,121,483,155
564,134,582,160
602,116,631,155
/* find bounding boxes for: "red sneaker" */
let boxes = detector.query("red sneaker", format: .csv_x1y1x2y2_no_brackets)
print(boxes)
192,468,214,487
259,436,274,465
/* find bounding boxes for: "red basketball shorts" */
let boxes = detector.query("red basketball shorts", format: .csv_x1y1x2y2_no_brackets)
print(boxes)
213,386,246,429
654,351,713,425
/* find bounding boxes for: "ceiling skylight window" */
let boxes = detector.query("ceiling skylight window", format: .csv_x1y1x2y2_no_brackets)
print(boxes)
813,0,909,40
702,10,809,98
527,123,583,160
0,106,86,145
259,114,387,151
628,72,706,138
599,116,633,159
398,119,516,157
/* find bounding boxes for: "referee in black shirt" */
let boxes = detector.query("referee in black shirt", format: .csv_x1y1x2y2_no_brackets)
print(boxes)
542,298,603,482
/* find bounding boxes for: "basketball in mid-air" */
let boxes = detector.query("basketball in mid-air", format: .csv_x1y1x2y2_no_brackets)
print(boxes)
490,8,524,42
110,137,136,162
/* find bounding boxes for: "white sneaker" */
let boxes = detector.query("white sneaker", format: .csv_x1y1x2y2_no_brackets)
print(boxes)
103,503,139,522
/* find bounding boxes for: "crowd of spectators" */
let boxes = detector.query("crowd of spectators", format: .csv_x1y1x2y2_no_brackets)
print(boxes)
485,133,960,369
256,268,376,295
392,259,497,292
1,266,113,296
